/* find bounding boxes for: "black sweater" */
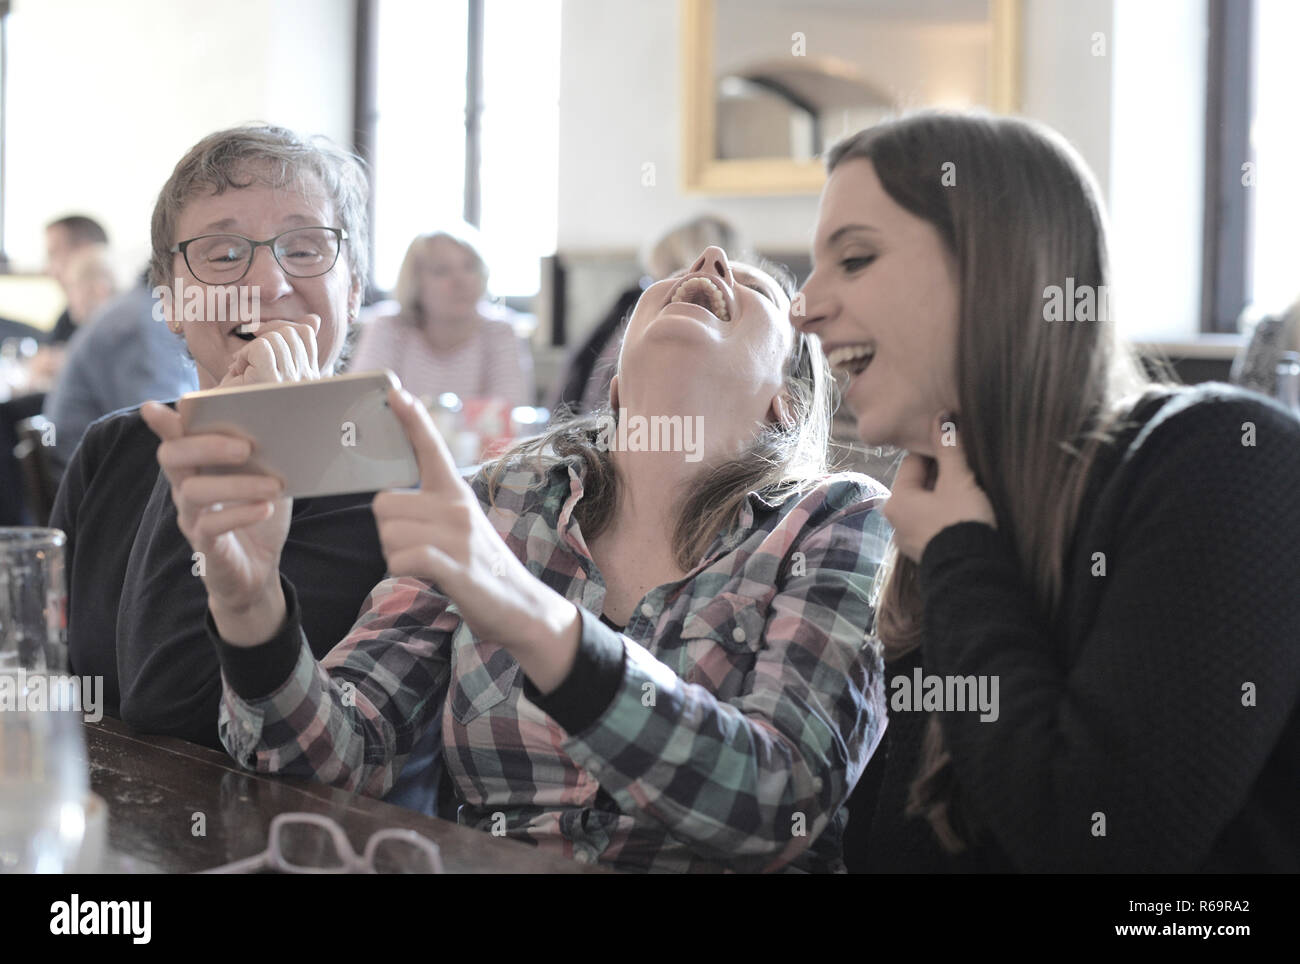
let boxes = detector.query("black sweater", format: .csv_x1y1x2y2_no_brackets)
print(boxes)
49,406,389,748
853,384,1300,872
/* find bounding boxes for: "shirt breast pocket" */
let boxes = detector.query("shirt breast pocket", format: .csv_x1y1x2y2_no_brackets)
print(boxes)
676,592,767,688
680,592,768,650
448,618,521,725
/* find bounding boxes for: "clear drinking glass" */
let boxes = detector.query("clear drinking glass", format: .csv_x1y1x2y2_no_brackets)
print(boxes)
0,528,68,674
0,528,89,873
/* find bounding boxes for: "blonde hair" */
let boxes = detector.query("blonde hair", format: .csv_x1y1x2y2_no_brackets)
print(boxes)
391,230,489,326
65,244,119,324
66,244,116,289
643,215,746,280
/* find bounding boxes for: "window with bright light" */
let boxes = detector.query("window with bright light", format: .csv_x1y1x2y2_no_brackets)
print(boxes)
1248,0,1300,315
478,0,560,296
371,0,560,298
372,1,469,292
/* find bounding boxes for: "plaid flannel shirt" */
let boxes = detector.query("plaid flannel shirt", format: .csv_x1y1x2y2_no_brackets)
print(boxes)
216,459,891,872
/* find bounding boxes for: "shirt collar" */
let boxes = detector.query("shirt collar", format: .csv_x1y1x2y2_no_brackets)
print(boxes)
548,457,801,564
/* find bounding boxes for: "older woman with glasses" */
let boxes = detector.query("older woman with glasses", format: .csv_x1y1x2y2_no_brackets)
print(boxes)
49,124,439,812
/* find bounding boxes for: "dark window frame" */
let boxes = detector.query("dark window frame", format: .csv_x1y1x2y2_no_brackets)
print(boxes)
0,0,11,270
352,0,378,299
463,0,484,229
1200,0,1256,334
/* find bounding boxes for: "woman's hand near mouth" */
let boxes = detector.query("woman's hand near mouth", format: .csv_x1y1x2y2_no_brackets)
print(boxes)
883,412,997,562
222,314,323,386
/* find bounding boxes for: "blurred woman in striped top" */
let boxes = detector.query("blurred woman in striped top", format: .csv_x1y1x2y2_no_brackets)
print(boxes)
350,229,534,406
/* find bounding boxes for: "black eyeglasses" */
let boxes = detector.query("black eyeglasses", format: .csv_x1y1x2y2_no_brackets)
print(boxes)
171,226,348,285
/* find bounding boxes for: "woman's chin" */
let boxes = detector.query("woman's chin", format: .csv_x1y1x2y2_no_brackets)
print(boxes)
855,423,894,450
846,401,894,450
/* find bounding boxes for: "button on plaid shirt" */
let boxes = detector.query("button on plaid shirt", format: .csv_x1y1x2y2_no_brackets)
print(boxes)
218,459,891,872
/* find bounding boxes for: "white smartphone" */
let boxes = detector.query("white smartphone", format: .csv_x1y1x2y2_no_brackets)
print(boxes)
177,369,420,499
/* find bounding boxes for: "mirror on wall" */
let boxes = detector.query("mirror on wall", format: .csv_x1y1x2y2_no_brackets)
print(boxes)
681,0,1021,195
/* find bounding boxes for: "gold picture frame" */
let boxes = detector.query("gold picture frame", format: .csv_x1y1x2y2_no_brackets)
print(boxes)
680,0,1022,196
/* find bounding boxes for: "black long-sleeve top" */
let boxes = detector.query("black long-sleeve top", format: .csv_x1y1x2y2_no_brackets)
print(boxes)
49,406,389,747
855,384,1300,872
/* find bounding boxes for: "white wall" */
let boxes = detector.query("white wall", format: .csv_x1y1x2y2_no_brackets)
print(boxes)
557,0,1118,254
5,0,1207,338
4,0,354,280
556,0,817,254
1109,0,1207,340
556,0,1212,337
1019,0,1114,198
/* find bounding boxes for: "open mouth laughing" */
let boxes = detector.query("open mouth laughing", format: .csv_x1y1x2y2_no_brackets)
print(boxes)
826,343,876,378
666,275,732,323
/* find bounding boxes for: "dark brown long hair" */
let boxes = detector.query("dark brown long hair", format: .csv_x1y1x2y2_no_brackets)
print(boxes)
488,260,836,570
830,113,1151,851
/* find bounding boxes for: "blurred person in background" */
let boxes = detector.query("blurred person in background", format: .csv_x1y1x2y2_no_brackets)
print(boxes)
44,214,109,344
551,214,746,416
0,222,111,522
24,243,119,393
21,215,113,392
348,228,533,406
63,245,119,329
42,269,198,478
1231,296,1300,401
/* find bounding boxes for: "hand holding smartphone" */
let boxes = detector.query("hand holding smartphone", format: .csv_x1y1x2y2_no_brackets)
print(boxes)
176,370,421,499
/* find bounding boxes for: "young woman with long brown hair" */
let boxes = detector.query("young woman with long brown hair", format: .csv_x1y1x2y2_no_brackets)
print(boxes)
797,112,1300,872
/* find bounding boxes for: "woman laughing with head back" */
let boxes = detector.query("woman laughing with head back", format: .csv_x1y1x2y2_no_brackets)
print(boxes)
145,242,893,872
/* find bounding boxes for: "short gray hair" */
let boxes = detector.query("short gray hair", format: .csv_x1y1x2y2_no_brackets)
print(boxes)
149,125,370,291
